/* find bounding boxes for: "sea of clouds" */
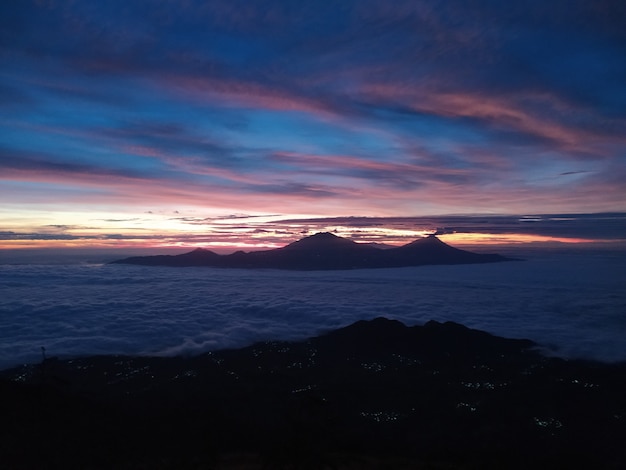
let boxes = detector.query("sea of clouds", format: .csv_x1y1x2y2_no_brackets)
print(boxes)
1,248,625,369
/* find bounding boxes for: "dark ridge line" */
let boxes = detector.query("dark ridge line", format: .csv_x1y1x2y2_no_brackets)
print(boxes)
111,232,519,270
1,317,625,469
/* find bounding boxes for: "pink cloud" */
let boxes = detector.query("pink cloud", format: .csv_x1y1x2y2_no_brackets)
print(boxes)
163,75,339,118
118,144,262,185
271,151,473,183
358,83,626,156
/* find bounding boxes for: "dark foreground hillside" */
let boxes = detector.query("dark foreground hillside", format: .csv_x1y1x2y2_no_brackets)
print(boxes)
2,318,625,469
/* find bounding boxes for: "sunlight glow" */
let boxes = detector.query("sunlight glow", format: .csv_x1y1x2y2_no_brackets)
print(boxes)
439,233,595,245
0,225,603,253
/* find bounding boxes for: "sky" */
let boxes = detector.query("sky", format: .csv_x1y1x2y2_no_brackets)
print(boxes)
1,0,625,251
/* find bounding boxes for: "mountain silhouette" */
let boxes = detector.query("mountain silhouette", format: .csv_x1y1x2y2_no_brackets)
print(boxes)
2,317,625,469
112,247,221,267
111,232,514,270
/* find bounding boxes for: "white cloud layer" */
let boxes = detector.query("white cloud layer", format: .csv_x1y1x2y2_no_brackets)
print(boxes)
1,248,625,369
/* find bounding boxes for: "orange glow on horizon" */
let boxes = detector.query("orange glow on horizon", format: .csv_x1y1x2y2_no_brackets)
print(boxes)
438,232,595,245
0,230,611,254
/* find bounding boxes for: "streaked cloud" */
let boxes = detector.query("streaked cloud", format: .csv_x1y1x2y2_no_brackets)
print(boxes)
1,0,624,249
1,213,623,253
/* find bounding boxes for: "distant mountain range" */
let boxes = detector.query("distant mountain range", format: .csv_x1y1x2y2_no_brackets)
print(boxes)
111,232,515,270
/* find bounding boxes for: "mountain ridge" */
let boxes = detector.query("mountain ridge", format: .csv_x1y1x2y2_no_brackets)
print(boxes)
2,317,624,468
111,232,516,270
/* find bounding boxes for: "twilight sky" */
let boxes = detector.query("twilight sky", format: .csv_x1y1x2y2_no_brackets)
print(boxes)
1,0,625,250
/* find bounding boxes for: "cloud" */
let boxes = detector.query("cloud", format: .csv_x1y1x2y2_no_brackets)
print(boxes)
0,232,87,241
0,147,147,179
97,218,141,223
272,214,626,242
1,250,625,370
8,212,623,248
0,0,624,225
